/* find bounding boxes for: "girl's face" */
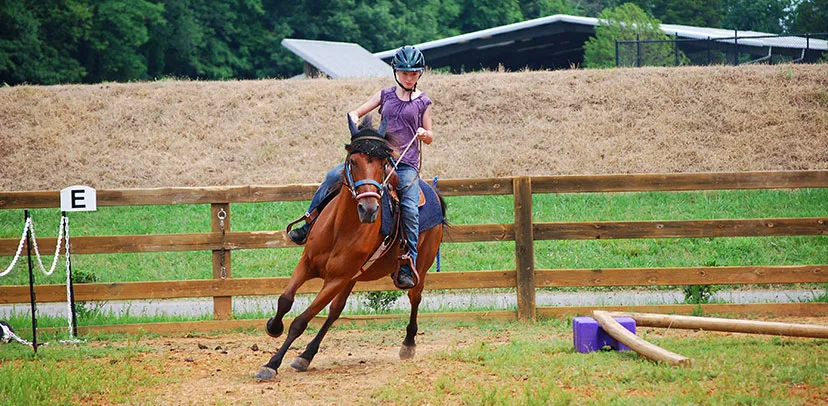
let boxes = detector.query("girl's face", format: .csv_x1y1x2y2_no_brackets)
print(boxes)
396,70,421,89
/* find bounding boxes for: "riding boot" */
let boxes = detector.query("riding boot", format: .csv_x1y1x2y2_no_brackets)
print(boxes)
288,222,311,245
396,263,416,289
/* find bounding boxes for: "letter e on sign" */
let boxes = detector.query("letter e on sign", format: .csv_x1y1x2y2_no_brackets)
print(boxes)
60,186,97,212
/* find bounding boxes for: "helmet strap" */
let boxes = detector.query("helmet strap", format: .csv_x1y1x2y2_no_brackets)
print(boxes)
393,70,420,101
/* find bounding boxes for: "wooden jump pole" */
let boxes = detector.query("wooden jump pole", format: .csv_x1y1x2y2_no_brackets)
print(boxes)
593,310,691,367
608,311,828,339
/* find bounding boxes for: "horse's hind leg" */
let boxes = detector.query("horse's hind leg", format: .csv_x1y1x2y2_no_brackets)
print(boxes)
291,280,357,372
266,257,311,338
256,277,351,380
400,282,424,360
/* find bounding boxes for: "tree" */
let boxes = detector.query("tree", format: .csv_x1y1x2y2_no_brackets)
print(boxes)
520,0,584,18
721,0,793,33
457,0,524,32
80,0,165,82
584,2,677,68
0,0,89,85
792,0,828,33
626,0,723,27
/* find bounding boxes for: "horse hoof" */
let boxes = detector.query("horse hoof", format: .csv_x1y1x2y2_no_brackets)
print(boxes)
290,357,310,372
399,344,416,360
266,317,283,338
255,366,278,380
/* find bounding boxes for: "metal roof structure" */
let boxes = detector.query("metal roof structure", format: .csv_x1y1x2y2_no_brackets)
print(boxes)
373,14,827,71
281,38,391,78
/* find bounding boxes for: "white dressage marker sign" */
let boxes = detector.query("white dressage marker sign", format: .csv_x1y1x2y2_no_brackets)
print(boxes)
60,185,97,212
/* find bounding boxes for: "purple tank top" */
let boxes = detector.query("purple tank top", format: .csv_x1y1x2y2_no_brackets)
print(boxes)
379,86,432,169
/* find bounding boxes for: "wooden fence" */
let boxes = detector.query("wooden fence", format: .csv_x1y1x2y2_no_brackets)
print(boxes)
1,171,826,334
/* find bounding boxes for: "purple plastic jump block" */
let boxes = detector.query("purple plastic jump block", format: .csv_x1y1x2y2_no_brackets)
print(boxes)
573,316,636,353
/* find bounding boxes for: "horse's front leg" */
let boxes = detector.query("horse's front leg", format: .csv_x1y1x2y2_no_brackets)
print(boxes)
400,226,441,359
255,277,351,380
291,280,357,372
266,257,311,338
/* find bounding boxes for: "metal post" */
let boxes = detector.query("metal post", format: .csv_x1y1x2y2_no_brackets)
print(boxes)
806,33,810,61
615,39,619,67
675,32,679,66
734,29,739,65
433,176,441,272
707,36,711,65
636,32,641,67
24,210,38,353
64,212,78,337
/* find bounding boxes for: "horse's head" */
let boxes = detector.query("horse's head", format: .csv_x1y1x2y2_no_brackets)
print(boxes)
344,115,393,223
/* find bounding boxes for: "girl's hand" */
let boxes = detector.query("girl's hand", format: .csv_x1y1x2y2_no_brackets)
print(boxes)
416,127,433,144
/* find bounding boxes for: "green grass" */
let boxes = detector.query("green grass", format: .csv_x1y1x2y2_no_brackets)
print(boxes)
0,189,825,284
0,335,159,406
2,318,825,405
371,318,828,405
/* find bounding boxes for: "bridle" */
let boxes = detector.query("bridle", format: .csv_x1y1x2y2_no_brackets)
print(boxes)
344,136,391,201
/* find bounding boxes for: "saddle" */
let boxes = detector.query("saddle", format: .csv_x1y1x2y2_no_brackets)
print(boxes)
361,179,442,288
286,179,442,289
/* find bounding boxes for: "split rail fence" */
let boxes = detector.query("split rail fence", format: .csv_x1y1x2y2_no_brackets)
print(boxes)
1,171,826,335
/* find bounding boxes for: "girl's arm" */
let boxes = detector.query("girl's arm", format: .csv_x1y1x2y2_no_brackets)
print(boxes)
416,104,434,145
349,91,381,123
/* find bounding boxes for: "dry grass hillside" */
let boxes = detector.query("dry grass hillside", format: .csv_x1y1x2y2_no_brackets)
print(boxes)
1,64,826,191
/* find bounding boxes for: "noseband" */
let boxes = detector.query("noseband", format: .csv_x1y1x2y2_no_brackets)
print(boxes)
344,136,390,201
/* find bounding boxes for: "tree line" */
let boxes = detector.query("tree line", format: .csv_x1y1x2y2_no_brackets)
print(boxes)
1,0,825,85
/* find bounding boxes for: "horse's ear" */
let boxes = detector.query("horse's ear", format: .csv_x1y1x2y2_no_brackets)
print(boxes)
378,116,388,137
348,113,358,137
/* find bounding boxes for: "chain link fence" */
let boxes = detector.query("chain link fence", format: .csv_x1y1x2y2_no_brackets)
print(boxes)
616,33,828,67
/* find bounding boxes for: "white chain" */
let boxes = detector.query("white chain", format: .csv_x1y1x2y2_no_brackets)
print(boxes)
1,322,32,346
0,218,31,277
29,216,65,276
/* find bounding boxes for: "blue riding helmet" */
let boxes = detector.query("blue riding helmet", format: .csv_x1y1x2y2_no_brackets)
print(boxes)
392,46,425,71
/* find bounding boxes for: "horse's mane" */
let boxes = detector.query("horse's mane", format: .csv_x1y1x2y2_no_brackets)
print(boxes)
346,115,393,160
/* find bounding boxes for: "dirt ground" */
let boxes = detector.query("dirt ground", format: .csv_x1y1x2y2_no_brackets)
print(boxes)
124,324,500,405
103,316,827,405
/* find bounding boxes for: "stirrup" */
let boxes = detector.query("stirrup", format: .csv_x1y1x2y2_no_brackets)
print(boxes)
391,254,419,289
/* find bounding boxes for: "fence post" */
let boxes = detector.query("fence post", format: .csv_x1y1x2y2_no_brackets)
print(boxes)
734,29,739,65
615,39,619,67
513,176,536,322
211,203,232,320
636,32,641,67
675,32,679,66
707,36,711,65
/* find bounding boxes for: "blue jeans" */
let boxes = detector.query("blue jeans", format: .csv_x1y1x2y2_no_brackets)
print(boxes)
396,164,420,269
307,162,345,215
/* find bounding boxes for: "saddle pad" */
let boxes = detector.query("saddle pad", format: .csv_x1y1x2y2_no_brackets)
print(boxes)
380,179,443,236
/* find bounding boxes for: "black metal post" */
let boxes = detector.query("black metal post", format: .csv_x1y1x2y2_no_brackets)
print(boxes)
806,33,810,61
615,40,619,67
636,32,641,67
734,29,738,65
24,210,38,353
675,32,679,66
707,36,711,65
64,212,78,337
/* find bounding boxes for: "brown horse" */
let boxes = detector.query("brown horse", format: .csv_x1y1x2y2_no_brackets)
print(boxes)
255,118,445,380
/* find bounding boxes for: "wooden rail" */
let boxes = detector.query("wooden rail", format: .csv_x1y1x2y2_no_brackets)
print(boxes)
1,170,827,333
